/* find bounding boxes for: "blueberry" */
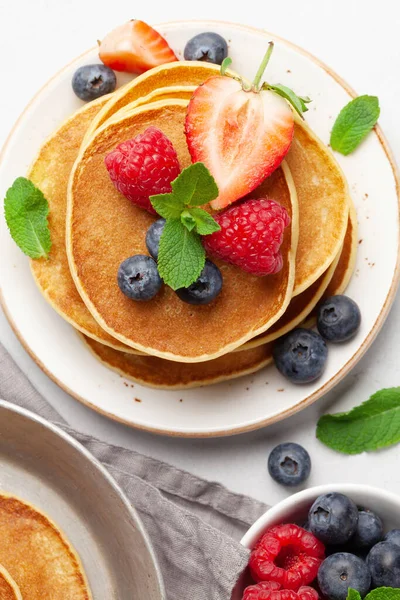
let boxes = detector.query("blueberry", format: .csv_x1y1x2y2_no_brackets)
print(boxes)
145,218,166,260
384,529,400,546
117,255,162,301
175,260,222,305
184,32,228,65
309,493,359,545
317,295,361,342
367,541,400,587
72,64,116,101
318,553,371,600
268,442,311,487
352,510,383,549
273,329,328,384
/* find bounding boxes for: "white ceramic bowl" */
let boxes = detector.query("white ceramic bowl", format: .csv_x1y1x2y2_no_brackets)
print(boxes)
233,484,400,598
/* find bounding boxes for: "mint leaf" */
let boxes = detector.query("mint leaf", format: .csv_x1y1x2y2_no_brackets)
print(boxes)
347,589,362,600
181,210,196,232
150,193,185,220
157,219,205,290
171,162,219,207
189,207,221,235
330,95,380,155
317,387,400,454
4,177,51,259
264,83,310,118
366,588,400,600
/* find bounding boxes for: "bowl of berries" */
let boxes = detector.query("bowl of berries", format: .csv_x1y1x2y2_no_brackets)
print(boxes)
234,484,400,600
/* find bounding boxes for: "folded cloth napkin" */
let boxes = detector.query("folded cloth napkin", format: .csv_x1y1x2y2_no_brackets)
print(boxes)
0,342,268,599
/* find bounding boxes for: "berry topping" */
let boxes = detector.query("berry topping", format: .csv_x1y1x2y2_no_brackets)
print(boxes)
72,64,116,101
117,255,162,301
367,541,400,588
273,329,328,384
308,493,359,546
242,584,319,600
318,553,371,600
146,218,166,260
184,32,228,65
353,510,383,550
175,259,223,305
383,529,400,547
298,588,319,600
99,20,177,74
249,524,325,590
203,198,290,276
105,127,181,214
317,295,361,342
268,443,311,487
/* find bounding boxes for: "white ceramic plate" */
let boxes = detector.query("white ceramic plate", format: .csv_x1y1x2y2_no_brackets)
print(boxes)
0,21,399,437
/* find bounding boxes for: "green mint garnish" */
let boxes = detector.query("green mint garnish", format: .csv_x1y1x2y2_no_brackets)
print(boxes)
4,177,52,259
347,589,400,600
330,95,380,155
317,387,400,454
150,162,220,290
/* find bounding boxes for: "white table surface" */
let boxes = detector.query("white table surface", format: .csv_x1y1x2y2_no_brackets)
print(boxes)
1,0,400,508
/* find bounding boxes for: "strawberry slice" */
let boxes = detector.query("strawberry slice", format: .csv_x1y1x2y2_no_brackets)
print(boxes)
185,44,297,210
99,20,177,74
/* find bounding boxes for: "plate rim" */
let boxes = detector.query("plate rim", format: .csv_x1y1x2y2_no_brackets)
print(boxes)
1,19,399,438
0,398,166,596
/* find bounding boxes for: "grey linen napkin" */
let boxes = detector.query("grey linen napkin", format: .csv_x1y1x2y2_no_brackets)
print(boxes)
0,342,268,599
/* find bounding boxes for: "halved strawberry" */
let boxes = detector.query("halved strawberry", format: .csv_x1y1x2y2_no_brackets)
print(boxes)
185,45,297,210
99,20,177,74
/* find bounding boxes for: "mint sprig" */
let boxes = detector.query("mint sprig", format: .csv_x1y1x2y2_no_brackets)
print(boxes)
150,163,220,290
4,177,52,259
348,588,400,600
330,95,380,155
317,387,400,454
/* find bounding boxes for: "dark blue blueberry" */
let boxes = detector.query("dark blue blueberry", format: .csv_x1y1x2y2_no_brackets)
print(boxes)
267,442,311,487
317,295,361,342
383,529,400,547
367,541,400,587
145,218,166,260
72,64,117,101
308,493,358,545
318,553,371,600
175,260,222,305
352,510,383,549
184,32,228,65
117,255,162,301
273,329,328,384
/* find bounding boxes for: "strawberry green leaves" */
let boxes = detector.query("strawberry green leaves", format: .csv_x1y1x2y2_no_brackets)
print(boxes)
4,177,52,259
150,163,220,290
264,83,312,118
317,388,400,454
330,95,380,155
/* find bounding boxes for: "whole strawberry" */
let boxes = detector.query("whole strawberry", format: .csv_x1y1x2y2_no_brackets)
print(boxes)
105,126,181,214
203,198,290,276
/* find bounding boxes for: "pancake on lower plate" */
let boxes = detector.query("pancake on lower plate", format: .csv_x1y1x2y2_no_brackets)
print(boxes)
0,564,22,600
88,63,349,296
67,99,299,363
83,334,273,389
28,97,141,354
0,494,91,599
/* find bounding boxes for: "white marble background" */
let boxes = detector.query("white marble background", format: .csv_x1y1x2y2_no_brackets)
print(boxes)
1,0,399,507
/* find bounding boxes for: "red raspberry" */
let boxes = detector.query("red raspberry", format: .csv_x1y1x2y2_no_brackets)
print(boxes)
249,524,325,590
242,584,319,600
203,198,290,276
104,126,180,214
298,588,319,600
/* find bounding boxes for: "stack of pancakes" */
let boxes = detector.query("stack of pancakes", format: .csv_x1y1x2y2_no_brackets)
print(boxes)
0,494,90,599
29,62,357,389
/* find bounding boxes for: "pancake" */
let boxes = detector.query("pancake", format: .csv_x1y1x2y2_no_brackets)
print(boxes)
83,334,273,389
67,99,299,363
28,97,141,354
111,85,196,122
0,494,91,599
0,565,22,600
87,63,349,296
239,245,341,351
